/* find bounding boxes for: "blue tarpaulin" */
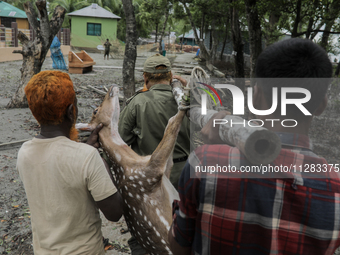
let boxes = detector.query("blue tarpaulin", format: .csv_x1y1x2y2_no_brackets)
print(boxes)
50,36,67,70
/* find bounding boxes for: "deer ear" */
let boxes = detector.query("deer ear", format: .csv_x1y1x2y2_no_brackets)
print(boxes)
75,123,94,131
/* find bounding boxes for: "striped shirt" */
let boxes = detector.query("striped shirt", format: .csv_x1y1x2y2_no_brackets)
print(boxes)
172,132,340,254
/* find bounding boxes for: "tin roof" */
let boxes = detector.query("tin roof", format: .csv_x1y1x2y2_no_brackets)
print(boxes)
0,1,27,19
178,29,201,39
68,4,121,19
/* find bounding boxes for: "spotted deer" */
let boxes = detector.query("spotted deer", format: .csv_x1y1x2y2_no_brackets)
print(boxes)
76,86,186,255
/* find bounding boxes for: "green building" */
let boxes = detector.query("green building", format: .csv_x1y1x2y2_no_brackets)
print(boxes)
0,1,29,29
68,3,120,49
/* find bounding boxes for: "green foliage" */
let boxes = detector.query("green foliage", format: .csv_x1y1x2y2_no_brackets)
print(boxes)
8,0,340,55
48,0,90,28
4,0,36,10
138,0,169,38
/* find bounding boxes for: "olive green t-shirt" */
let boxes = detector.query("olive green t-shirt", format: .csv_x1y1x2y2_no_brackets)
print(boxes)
118,84,191,186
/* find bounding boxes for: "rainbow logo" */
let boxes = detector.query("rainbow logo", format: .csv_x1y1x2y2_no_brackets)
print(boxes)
197,82,223,106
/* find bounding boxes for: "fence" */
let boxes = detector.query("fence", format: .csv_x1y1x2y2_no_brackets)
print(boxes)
0,22,70,48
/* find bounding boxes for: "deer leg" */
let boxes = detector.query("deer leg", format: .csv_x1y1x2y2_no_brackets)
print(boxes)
164,150,174,179
148,110,186,173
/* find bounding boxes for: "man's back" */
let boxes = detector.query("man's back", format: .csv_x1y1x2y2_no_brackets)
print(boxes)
17,136,116,255
173,133,340,255
119,83,190,163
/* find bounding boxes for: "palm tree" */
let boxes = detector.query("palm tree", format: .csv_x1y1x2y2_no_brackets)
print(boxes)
6,0,36,11
48,0,90,28
87,0,123,15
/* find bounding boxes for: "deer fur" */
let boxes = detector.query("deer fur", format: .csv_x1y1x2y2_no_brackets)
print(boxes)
76,86,186,254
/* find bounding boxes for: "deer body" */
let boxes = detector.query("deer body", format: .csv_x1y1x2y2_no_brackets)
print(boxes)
77,86,185,254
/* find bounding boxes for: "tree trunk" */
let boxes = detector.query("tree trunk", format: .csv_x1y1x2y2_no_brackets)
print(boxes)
264,11,280,47
320,0,340,50
335,62,340,77
7,1,65,108
122,0,138,100
158,8,169,54
244,0,262,82
230,1,245,91
210,19,218,62
155,22,158,43
180,1,212,69
200,13,205,40
306,0,323,40
220,21,229,61
291,0,302,38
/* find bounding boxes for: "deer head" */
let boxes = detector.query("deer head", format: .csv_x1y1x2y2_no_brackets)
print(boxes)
76,86,122,138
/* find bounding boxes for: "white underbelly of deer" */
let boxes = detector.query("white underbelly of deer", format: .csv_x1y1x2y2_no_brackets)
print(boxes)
76,86,183,255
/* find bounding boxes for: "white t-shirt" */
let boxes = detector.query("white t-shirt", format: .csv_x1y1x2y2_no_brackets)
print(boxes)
17,136,117,255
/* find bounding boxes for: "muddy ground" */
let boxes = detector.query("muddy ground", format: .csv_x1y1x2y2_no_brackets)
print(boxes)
0,51,339,254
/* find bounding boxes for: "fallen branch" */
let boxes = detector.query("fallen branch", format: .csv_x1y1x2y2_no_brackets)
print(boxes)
88,85,106,95
0,139,29,151
87,85,125,101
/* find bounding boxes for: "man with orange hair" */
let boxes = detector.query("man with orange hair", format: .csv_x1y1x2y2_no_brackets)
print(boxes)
17,71,123,255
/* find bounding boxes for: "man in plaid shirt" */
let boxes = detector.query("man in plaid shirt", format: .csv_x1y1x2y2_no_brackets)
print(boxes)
168,38,340,254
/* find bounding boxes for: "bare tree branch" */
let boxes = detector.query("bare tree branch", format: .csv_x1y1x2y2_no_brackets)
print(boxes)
23,1,39,31
7,1,66,108
13,50,24,55
295,29,340,38
49,6,66,38
314,30,340,34
310,21,325,40
17,31,29,45
36,0,50,49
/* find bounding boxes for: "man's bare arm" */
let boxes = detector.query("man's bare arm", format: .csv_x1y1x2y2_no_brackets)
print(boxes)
168,224,191,255
87,123,124,221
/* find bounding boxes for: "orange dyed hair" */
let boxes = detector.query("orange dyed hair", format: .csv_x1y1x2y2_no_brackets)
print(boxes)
25,71,75,125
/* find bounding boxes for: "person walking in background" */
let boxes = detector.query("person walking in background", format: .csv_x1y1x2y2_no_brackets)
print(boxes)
104,39,112,60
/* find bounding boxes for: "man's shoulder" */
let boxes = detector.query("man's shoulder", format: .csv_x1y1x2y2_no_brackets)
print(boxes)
127,85,173,105
20,137,97,156
125,90,153,105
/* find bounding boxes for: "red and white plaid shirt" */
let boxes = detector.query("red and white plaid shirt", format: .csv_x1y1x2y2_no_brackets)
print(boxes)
172,132,340,255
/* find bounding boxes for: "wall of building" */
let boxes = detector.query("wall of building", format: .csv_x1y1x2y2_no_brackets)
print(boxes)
16,18,29,29
70,16,118,48
0,45,71,62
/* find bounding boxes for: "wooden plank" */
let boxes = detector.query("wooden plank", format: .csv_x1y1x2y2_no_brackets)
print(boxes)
94,66,143,70
69,67,83,74
83,50,94,62
0,139,30,151
69,62,95,68
76,51,84,60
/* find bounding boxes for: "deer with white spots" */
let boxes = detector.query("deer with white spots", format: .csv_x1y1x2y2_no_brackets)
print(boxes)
76,86,186,255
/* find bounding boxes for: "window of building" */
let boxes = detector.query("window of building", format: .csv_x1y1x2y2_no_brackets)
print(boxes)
1,17,16,28
87,23,101,36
